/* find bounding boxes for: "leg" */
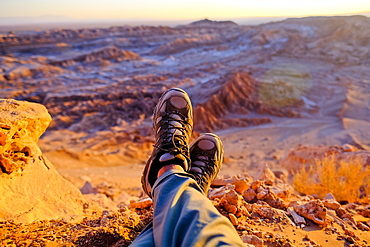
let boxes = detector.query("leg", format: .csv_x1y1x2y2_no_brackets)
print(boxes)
139,88,244,246
152,169,244,247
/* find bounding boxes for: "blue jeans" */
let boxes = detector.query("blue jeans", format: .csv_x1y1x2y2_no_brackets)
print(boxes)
130,169,244,247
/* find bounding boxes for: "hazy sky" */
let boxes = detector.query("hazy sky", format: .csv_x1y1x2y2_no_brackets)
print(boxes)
1,0,370,20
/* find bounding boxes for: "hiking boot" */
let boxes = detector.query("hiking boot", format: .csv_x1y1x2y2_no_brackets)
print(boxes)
141,88,193,197
189,133,223,194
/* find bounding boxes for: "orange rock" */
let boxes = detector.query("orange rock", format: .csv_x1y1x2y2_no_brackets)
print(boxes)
220,198,238,215
0,100,101,223
287,207,306,225
336,207,348,218
254,163,276,183
0,132,6,146
209,186,228,199
242,234,263,247
322,199,341,210
293,200,327,226
252,204,287,221
228,213,238,226
129,198,153,209
357,222,370,231
251,180,265,191
243,188,257,202
219,189,244,215
211,178,228,187
232,179,250,194
0,99,51,174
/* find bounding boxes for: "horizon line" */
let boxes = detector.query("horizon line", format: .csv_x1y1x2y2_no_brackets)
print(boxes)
1,12,369,33
1,10,370,23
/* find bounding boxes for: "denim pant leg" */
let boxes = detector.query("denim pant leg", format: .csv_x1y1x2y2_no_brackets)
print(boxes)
151,169,244,247
129,221,155,247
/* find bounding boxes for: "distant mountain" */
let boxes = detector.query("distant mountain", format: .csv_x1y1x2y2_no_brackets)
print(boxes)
189,18,238,26
356,11,370,17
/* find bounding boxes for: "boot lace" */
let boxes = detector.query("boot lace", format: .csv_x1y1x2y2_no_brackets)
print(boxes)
154,111,190,160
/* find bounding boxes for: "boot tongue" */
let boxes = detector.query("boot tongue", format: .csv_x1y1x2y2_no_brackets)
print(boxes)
158,152,188,171
159,153,176,162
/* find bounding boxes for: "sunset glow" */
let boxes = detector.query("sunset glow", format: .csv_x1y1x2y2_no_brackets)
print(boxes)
1,0,370,22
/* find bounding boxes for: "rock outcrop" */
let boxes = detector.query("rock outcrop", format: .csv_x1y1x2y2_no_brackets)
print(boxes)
50,46,141,67
0,99,100,223
0,99,51,174
193,72,299,132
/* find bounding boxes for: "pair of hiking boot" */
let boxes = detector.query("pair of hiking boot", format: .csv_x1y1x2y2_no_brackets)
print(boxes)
141,88,223,197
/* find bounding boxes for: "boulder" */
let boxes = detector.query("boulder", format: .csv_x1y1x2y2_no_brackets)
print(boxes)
0,99,51,174
0,99,100,223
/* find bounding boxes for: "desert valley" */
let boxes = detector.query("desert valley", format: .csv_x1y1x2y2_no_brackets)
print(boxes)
1,16,370,246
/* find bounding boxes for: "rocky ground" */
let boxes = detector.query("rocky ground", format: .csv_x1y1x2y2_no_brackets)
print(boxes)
1,16,370,246
1,166,370,246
